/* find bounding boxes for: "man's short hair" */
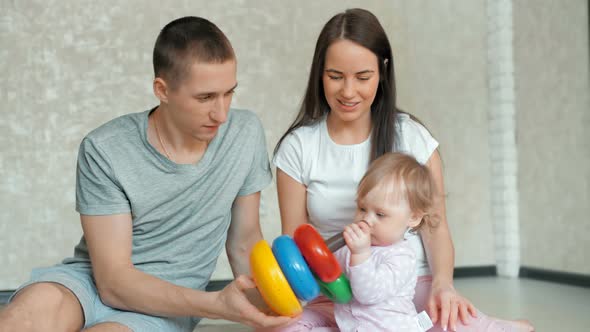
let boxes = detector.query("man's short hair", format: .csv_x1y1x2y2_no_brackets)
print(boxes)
153,16,235,89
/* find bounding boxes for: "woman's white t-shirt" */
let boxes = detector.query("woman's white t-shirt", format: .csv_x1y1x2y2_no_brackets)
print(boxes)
273,113,438,276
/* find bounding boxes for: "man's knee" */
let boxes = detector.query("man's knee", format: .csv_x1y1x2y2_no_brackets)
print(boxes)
0,282,84,332
13,282,82,313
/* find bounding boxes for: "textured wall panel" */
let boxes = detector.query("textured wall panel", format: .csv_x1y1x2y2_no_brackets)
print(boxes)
514,0,590,274
399,0,495,267
1,0,497,289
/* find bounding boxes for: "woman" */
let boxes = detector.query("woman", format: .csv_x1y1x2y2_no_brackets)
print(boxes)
272,8,533,332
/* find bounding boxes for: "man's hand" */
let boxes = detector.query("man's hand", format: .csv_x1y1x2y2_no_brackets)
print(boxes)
213,275,294,329
426,282,477,331
343,222,371,266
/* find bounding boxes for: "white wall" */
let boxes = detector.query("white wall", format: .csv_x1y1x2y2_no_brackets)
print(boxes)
3,0,587,289
514,0,590,274
396,1,495,268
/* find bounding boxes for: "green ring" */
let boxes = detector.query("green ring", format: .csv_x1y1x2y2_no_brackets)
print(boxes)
315,273,352,304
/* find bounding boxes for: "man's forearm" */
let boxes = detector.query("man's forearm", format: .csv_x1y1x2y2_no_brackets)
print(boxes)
98,266,221,319
227,241,255,278
226,227,262,278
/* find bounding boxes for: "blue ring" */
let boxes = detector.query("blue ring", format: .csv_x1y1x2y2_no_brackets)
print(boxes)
272,235,320,301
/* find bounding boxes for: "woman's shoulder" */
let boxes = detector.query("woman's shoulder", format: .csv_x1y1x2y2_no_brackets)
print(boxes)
394,112,438,164
396,112,425,130
395,112,433,139
284,117,324,142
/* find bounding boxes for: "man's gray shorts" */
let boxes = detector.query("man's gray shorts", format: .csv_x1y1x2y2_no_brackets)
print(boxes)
9,264,197,332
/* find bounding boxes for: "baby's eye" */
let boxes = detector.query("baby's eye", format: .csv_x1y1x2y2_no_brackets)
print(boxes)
376,212,386,217
358,207,366,212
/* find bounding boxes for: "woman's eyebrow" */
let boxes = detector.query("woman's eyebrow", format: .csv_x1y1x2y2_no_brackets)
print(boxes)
325,69,375,75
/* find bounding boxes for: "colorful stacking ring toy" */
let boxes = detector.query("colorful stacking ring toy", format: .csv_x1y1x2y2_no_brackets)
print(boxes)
250,224,353,317
250,241,302,317
294,224,342,283
272,235,320,301
316,274,353,304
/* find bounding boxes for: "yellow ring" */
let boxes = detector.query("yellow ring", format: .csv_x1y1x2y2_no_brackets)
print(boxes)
250,240,302,317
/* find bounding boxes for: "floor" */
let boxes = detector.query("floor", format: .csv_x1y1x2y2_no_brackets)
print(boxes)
194,277,590,331
1,277,588,331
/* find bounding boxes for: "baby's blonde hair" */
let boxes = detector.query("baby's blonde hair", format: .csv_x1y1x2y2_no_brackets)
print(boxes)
357,152,439,232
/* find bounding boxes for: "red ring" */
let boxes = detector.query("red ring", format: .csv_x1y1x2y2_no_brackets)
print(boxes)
294,224,342,283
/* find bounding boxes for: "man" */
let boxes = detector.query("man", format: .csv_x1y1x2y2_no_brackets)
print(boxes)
0,16,291,331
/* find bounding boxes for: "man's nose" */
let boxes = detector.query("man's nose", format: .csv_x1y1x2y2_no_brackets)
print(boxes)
211,98,227,123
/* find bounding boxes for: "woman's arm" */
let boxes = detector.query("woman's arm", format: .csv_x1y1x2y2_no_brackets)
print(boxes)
421,150,455,290
421,150,476,331
276,168,309,236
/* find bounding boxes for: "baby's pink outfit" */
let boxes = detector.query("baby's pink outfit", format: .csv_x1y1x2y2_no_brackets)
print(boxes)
267,242,524,332
333,241,422,331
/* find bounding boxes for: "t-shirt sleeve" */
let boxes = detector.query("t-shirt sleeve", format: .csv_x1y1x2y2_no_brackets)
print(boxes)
237,115,273,196
272,131,305,185
398,116,439,165
76,137,131,215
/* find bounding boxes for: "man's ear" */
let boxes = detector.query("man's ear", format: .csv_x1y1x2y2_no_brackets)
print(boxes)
153,77,170,103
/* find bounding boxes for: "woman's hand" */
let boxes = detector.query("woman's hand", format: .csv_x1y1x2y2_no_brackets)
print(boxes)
426,281,477,331
213,275,294,329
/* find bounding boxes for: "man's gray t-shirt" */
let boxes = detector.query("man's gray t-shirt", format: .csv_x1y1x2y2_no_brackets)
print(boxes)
63,108,272,291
